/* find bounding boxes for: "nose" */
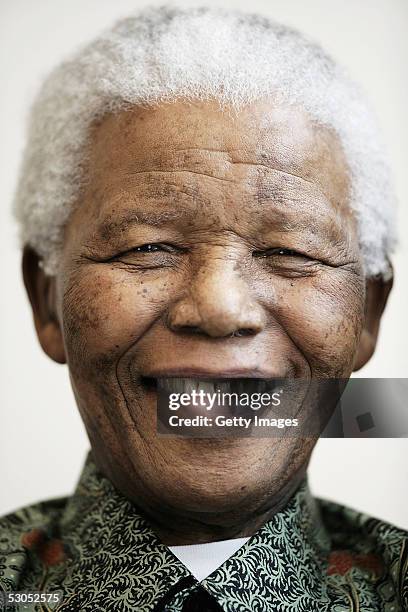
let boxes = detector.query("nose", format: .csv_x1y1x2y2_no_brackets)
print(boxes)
167,258,266,338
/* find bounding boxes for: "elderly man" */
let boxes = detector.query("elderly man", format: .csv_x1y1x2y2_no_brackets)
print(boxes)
1,6,406,612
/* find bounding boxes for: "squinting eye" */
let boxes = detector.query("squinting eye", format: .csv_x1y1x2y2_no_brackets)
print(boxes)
135,243,167,252
252,247,303,258
109,241,183,265
117,243,176,257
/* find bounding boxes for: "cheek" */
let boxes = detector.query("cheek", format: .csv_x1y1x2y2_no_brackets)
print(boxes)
61,267,174,361
269,273,365,375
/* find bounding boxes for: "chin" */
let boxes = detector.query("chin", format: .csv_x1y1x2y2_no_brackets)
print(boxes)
148,438,295,512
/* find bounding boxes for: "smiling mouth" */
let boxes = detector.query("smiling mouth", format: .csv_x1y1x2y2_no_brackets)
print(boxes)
141,367,279,387
140,376,283,395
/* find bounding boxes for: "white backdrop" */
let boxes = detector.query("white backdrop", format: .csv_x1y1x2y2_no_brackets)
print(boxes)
1,0,407,527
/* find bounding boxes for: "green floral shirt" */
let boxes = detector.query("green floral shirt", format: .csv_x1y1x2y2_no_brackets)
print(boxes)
0,453,407,611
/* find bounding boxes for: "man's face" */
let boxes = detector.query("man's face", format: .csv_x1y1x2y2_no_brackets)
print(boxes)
30,99,369,526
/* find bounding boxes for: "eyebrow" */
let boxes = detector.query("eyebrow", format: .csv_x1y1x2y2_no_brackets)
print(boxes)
97,208,193,240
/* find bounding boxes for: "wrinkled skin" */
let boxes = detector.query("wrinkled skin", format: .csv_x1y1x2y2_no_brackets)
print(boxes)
24,99,392,544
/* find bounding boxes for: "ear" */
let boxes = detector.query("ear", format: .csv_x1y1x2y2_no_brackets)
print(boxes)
353,268,393,371
22,247,66,364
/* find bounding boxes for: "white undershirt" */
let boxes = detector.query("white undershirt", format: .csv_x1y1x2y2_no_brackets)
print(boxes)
168,537,250,581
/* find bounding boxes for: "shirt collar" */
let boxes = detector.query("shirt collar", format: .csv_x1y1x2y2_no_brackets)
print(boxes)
59,452,330,611
203,475,331,609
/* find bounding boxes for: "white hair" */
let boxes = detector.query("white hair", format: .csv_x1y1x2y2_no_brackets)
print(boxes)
13,5,396,277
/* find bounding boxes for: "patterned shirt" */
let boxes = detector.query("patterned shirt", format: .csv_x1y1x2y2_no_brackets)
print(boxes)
0,452,407,611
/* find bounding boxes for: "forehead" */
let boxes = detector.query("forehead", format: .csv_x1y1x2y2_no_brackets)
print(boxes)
88,99,347,180
77,98,352,235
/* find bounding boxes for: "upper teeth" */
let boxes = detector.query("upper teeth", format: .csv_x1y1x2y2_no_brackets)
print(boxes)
157,377,277,395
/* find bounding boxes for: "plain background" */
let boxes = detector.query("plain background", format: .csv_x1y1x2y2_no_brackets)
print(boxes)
1,0,407,527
